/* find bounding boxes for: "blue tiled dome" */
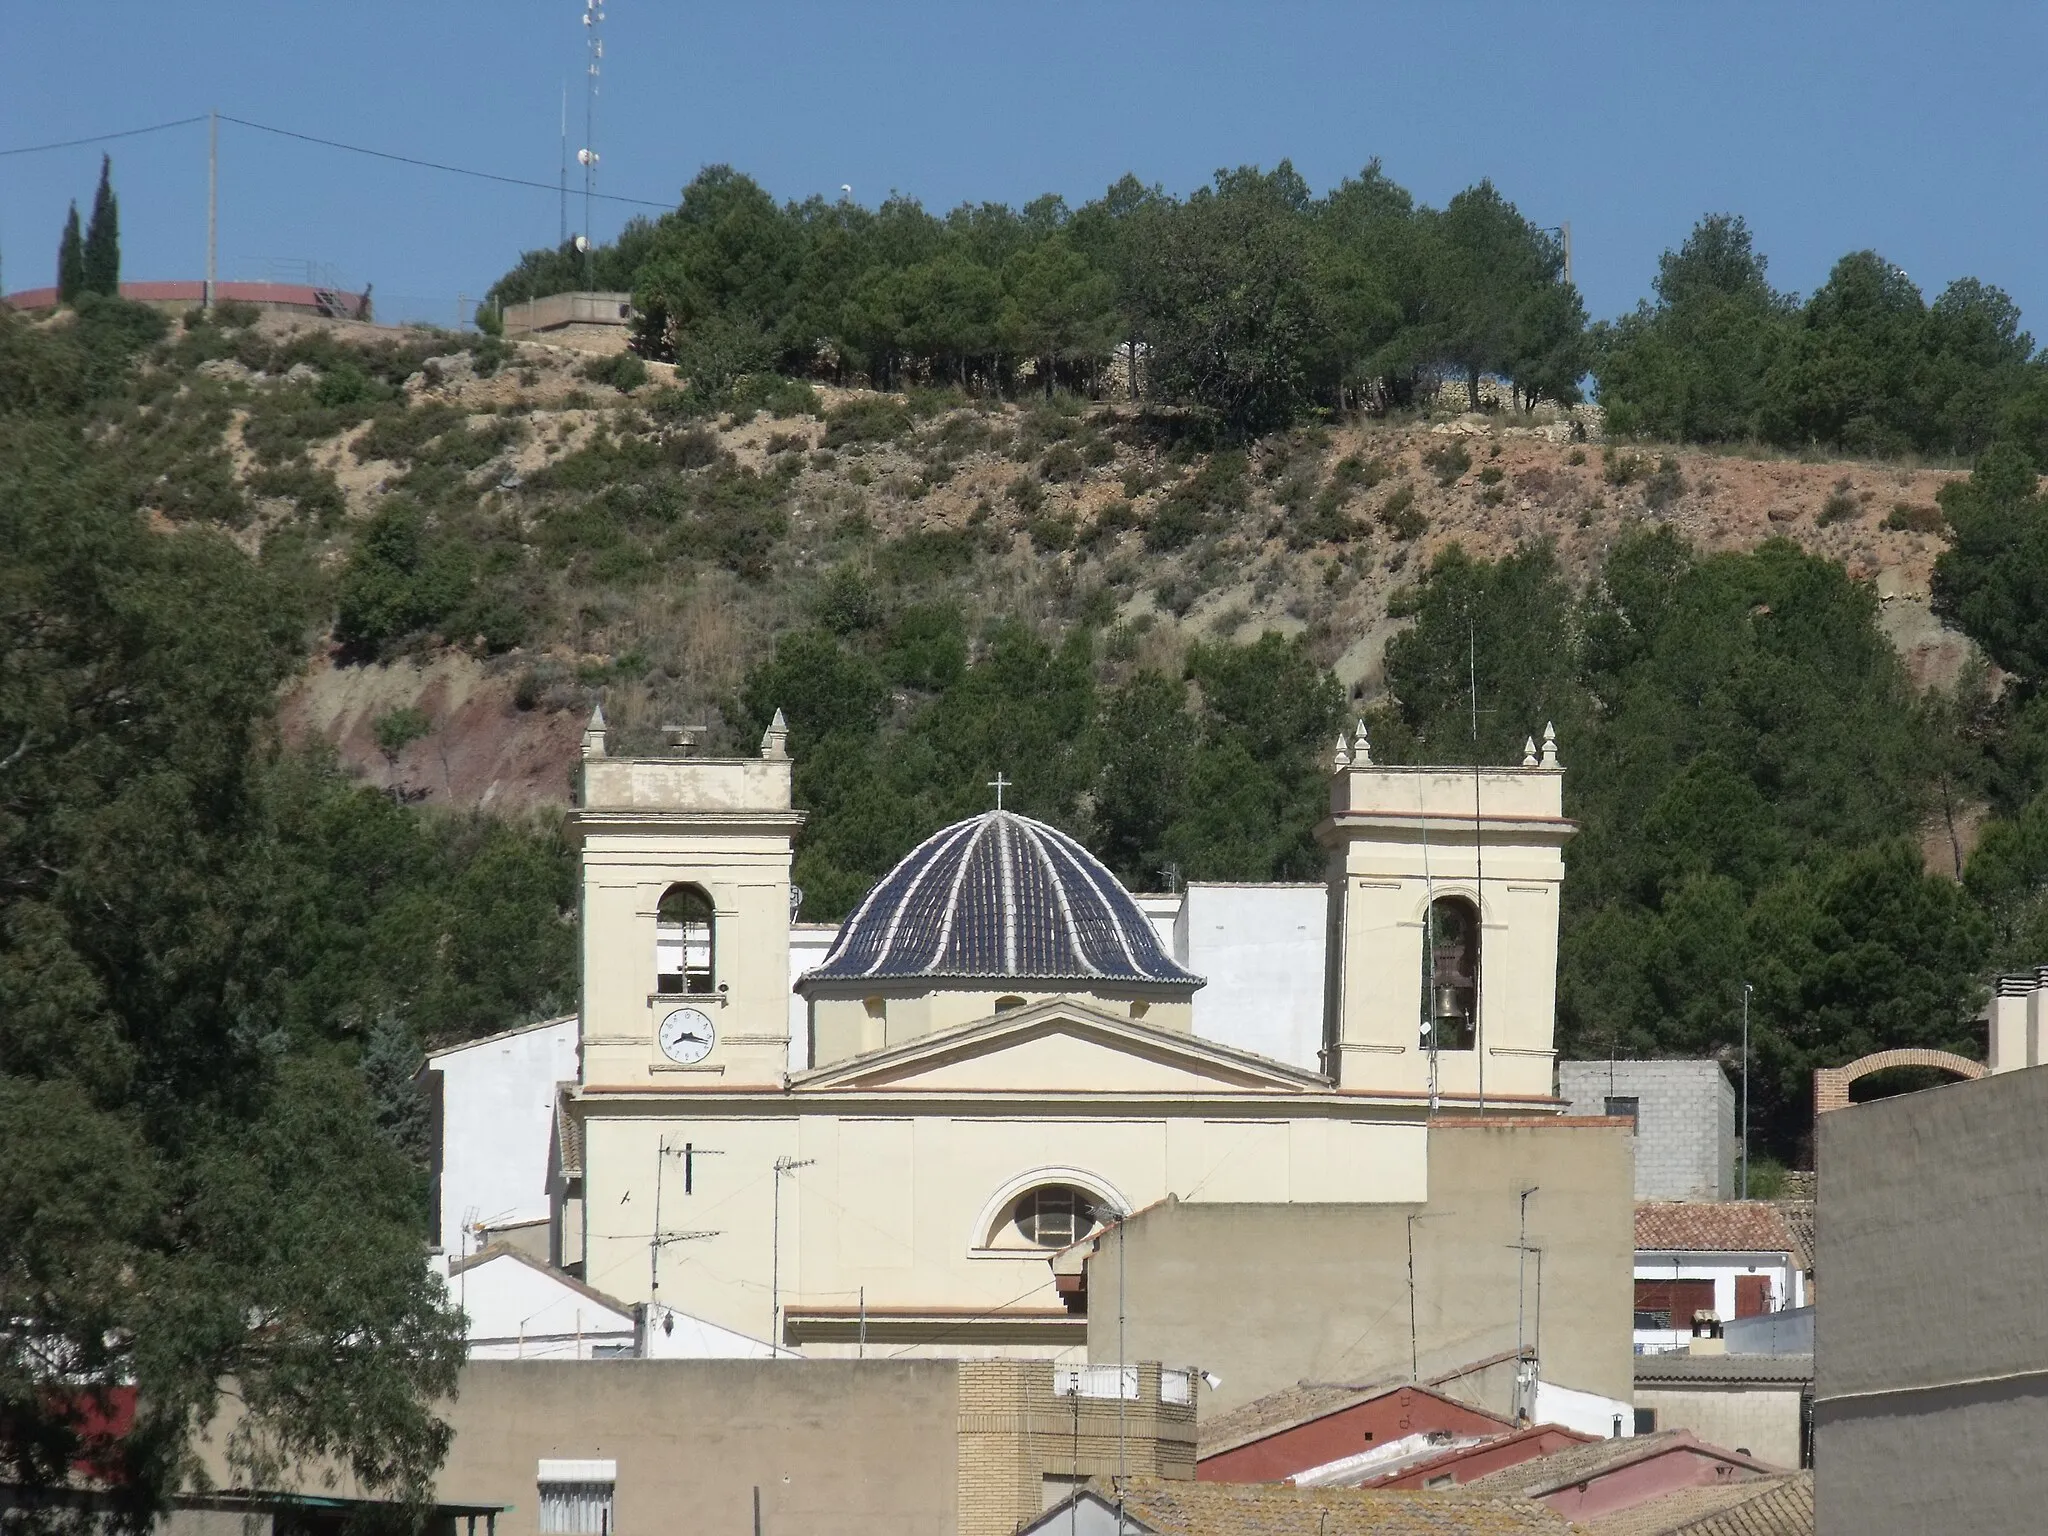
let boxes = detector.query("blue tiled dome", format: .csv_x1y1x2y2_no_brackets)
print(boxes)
801,811,1202,989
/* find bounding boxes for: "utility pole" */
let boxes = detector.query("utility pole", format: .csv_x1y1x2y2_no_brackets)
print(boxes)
770,1156,815,1348
1741,983,1753,1199
558,83,568,249
205,108,217,310
579,0,605,288
1516,1187,1539,1420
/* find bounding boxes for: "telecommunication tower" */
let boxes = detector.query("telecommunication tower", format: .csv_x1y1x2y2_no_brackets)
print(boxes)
578,0,605,286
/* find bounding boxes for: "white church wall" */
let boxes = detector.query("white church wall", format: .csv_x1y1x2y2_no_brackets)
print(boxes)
1180,884,1328,1071
428,1017,579,1255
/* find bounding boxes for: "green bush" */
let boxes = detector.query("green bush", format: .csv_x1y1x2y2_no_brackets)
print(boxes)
824,396,913,448
335,500,476,653
1145,451,1248,551
1886,501,1943,533
1378,482,1425,539
1644,455,1687,511
1039,442,1087,483
1423,440,1471,487
581,351,649,392
246,461,347,525
1603,448,1647,487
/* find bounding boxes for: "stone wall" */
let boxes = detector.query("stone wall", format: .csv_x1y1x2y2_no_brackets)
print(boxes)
1636,1384,1805,1468
1558,1060,1734,1200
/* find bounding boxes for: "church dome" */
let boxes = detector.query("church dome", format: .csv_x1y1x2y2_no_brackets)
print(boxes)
801,810,1201,990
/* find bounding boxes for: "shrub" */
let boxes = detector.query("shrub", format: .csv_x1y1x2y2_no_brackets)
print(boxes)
876,529,978,584
212,298,262,329
1819,486,1860,525
1644,455,1686,511
1007,475,1046,514
1422,441,1471,487
1476,465,1505,487
1039,442,1086,483
1567,447,1587,466
1885,501,1944,533
246,461,347,525
1378,482,1425,540
1145,450,1248,551
729,373,820,419
581,351,649,392
823,396,912,448
1028,513,1078,551
1602,448,1647,487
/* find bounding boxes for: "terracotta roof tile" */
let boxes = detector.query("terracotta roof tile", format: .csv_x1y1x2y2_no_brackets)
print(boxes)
1582,1474,1812,1536
1635,1202,1797,1254
1458,1431,1772,1497
1773,1202,1815,1273
1088,1477,1574,1535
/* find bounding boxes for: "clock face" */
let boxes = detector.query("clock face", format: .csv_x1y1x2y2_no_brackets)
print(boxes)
658,1006,716,1064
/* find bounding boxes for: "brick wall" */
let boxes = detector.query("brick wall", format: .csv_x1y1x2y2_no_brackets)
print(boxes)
1558,1060,1734,1200
956,1361,1197,1536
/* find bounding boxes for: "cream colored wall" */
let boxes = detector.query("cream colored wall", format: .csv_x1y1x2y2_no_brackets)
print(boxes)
1320,762,1570,1102
576,753,802,1092
1637,1385,1804,1468
577,1100,1429,1350
810,988,1193,1067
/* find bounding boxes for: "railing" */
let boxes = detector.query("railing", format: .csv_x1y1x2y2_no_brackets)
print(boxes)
1055,1363,1138,1401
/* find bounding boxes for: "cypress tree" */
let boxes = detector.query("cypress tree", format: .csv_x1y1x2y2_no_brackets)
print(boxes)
81,154,119,297
55,202,84,305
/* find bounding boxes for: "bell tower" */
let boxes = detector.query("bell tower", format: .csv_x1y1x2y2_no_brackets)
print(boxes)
1317,725,1574,1105
572,707,803,1089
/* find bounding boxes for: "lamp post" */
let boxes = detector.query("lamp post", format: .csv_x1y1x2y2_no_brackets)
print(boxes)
1741,983,1753,1199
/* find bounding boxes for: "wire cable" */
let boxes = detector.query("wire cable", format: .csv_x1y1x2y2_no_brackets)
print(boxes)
0,115,208,158
218,114,673,209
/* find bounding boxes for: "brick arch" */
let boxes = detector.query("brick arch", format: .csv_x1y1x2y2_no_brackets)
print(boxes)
1814,1048,1985,1116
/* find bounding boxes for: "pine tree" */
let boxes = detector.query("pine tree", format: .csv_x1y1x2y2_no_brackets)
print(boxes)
81,154,120,297
55,202,84,304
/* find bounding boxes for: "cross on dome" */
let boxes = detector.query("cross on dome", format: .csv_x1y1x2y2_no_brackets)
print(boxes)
986,771,1011,810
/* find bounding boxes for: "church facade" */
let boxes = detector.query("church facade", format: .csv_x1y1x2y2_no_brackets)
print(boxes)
557,708,1572,1357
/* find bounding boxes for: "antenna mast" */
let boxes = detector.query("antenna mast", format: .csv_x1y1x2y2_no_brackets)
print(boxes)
579,0,605,286
558,83,568,249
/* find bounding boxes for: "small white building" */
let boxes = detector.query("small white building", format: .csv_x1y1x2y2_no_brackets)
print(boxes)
423,1018,580,1256
444,1244,793,1360
1633,1202,1806,1354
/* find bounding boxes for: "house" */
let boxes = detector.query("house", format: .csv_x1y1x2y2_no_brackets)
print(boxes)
1632,1353,1812,1469
1360,1423,1599,1491
1024,1477,1574,1536
1556,1060,1735,1200
1633,1204,1805,1353
1196,1381,1515,1484
1573,1474,1812,1535
1456,1430,1778,1525
1814,1059,2048,1536
443,1244,790,1360
548,712,1581,1357
193,1358,1199,1536
423,1019,579,1257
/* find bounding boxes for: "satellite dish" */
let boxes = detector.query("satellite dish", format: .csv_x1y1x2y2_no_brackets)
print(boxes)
573,234,590,253
578,147,599,167
840,184,852,197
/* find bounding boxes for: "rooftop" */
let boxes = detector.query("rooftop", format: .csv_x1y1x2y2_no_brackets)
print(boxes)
801,809,1202,991
1581,1473,1812,1536
1635,1202,1798,1255
1056,1478,1573,1536
1198,1379,1510,1458
1634,1354,1813,1386
1459,1431,1774,1499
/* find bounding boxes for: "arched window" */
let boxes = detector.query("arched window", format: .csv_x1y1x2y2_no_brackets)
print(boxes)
656,884,715,995
1009,1185,1104,1249
1424,896,1479,1051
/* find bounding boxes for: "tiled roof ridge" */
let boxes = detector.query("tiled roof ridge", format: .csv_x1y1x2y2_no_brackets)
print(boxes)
1635,1200,1798,1254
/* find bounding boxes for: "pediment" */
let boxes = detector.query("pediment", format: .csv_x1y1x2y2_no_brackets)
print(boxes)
792,996,1327,1096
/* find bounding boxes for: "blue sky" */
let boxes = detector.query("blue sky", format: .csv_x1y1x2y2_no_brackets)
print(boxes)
4,2,2045,332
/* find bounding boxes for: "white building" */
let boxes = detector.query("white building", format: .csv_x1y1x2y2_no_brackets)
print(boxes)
1632,1202,1807,1354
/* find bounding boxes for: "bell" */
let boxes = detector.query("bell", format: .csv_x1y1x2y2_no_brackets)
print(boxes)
1434,983,1466,1024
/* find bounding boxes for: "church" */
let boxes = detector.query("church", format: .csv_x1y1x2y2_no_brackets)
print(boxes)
450,705,1573,1359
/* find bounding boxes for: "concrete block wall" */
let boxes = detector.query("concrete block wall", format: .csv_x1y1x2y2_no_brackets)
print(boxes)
1558,1060,1735,1200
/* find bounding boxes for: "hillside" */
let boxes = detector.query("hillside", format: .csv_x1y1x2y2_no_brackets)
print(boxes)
184,313,1976,814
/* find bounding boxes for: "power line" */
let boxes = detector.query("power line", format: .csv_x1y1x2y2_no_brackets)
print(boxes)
0,116,207,158
217,114,672,208
0,113,675,210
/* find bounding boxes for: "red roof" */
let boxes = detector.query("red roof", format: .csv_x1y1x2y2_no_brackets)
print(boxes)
4,281,366,311
1635,1202,1797,1255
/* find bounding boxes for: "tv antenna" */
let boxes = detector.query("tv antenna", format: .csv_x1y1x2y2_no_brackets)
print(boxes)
578,0,605,284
